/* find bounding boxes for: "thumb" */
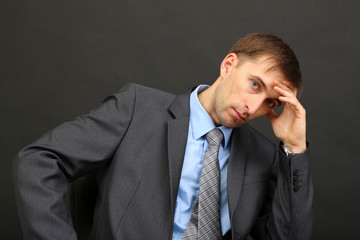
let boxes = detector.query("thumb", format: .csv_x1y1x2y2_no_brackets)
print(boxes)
267,109,278,123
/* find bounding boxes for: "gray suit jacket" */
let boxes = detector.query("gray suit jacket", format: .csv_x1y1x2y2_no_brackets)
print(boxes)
14,83,313,240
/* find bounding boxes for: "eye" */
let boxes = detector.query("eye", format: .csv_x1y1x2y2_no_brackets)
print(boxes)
251,81,259,89
266,99,275,108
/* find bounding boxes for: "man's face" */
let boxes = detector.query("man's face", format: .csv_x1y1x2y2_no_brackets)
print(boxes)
211,54,293,128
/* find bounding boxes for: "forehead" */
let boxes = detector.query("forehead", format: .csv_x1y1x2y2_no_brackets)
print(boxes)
247,55,295,90
237,55,284,80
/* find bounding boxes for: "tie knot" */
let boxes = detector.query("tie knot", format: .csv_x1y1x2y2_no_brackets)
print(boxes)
206,128,224,147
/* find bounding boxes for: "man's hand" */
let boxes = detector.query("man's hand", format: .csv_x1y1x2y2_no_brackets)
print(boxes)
267,81,307,153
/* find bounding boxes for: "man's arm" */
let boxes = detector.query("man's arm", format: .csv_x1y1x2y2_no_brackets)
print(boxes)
249,144,313,240
269,145,313,239
253,81,313,239
13,84,136,239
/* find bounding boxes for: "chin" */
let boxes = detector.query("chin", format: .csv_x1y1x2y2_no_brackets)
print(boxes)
230,123,245,128
221,119,244,129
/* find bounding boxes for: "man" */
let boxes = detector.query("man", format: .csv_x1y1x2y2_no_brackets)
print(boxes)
14,33,313,240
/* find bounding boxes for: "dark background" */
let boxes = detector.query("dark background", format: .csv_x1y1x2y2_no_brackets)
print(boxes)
1,0,360,239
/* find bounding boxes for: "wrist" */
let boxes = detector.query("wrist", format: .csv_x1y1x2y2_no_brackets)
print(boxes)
282,142,306,154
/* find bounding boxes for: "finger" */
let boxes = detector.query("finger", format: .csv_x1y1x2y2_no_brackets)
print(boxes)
274,85,295,99
278,96,299,106
274,80,297,94
278,96,305,113
267,109,278,122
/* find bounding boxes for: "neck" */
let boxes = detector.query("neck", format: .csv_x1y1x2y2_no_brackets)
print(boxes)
198,78,221,126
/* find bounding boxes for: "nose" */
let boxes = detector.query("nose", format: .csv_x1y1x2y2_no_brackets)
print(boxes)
245,97,265,115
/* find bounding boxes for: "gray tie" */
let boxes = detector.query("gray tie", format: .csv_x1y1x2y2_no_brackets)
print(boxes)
182,128,224,240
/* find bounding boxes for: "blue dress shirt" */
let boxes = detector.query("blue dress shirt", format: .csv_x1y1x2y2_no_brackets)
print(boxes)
172,85,233,240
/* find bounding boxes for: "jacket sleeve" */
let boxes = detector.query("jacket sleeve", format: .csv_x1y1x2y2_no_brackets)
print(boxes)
13,83,136,240
250,144,313,240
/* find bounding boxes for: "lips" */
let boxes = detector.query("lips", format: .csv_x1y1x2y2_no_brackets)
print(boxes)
233,108,246,122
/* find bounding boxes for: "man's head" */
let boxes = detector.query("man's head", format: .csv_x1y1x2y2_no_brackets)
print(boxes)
199,33,302,128
229,33,302,92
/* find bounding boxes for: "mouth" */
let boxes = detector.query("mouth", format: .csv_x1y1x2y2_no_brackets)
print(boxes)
233,108,246,122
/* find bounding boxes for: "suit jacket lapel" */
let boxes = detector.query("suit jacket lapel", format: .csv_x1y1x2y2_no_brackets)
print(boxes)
167,90,191,218
227,126,248,220
166,89,250,228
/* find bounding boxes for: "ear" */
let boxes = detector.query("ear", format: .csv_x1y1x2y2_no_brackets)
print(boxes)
220,53,238,78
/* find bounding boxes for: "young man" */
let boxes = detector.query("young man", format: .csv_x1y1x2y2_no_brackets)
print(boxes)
14,33,313,240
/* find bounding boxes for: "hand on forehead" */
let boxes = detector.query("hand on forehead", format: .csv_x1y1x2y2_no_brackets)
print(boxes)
274,80,297,96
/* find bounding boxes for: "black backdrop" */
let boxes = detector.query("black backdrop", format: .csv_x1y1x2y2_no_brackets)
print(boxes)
1,0,360,239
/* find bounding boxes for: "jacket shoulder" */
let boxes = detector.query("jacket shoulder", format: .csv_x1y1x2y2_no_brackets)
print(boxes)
122,83,176,100
115,83,178,114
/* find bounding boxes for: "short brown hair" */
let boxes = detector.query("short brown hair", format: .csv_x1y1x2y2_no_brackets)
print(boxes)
229,33,302,92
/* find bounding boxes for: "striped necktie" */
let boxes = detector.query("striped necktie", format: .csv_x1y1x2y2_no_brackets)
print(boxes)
182,128,224,240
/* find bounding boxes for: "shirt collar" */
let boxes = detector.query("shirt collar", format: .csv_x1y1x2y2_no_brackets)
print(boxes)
189,85,233,147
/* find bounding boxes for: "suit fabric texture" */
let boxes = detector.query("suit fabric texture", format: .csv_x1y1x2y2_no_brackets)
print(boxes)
14,83,313,240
